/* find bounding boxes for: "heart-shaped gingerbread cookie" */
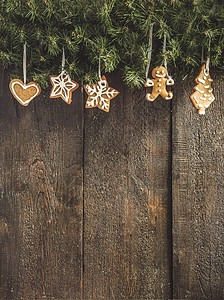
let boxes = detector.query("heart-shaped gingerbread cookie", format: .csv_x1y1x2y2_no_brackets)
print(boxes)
9,79,41,106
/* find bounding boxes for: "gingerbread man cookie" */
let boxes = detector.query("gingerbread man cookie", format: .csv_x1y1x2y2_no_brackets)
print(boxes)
144,66,174,101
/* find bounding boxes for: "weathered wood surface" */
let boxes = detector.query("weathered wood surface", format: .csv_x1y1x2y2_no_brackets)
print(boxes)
83,72,172,299
0,68,83,299
0,67,224,300
172,71,224,299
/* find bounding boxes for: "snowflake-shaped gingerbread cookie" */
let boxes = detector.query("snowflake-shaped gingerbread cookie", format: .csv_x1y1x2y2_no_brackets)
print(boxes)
84,76,119,112
50,71,79,104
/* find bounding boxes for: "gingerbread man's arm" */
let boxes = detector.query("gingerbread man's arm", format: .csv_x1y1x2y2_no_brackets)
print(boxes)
144,78,154,87
166,77,174,86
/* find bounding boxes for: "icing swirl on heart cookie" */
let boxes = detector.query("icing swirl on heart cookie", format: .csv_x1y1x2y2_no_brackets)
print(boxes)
9,79,41,106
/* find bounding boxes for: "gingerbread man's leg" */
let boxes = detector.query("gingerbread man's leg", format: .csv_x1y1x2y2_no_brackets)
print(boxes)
160,90,173,100
146,91,159,102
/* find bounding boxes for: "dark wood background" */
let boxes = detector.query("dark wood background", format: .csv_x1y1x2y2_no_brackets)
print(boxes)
0,68,223,299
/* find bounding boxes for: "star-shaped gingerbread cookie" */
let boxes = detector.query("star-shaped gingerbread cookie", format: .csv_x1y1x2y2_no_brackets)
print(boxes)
50,71,79,104
84,75,119,112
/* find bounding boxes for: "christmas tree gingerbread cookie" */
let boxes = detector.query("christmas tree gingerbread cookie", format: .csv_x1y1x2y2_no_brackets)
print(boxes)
144,66,174,101
190,63,215,115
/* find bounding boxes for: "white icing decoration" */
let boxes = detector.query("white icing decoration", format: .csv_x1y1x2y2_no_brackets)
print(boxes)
158,79,161,82
11,81,40,105
199,110,205,115
204,85,210,88
208,96,215,101
195,87,204,94
158,89,162,92
208,89,213,93
198,104,203,108
158,84,161,87
203,76,207,80
167,78,174,85
208,78,213,82
200,97,207,101
145,79,154,87
155,74,165,78
204,104,209,108
50,71,78,103
204,69,209,77
203,93,210,97
193,95,199,103
86,77,118,110
165,93,173,100
198,78,205,84
146,94,155,101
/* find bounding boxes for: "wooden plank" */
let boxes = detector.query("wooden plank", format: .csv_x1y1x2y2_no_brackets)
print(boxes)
0,68,83,299
172,72,224,299
83,72,172,299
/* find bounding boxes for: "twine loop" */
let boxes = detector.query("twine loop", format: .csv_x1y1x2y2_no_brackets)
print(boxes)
62,47,65,73
205,36,211,72
23,42,27,85
163,33,172,79
145,23,154,80
98,56,102,80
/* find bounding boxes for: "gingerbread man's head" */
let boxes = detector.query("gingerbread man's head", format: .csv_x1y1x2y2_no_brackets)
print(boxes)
152,66,167,79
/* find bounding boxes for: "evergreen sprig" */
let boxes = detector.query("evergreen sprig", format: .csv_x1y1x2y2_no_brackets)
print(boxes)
0,0,223,88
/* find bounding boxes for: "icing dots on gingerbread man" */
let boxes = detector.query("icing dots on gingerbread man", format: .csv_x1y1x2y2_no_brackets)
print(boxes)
144,66,174,101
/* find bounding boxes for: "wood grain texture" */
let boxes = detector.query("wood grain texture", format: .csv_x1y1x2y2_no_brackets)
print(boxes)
0,68,83,299
83,72,172,299
1,66,223,300
172,71,224,299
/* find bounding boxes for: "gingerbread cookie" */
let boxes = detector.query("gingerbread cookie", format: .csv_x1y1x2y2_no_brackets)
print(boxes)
84,75,119,112
9,79,41,106
144,66,174,101
190,63,215,115
50,71,79,104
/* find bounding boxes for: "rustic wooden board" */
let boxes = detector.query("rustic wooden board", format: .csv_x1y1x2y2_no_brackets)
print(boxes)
83,72,172,299
172,71,224,299
2,66,223,299
0,68,83,299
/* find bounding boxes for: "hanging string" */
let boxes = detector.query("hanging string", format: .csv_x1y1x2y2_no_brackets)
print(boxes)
23,42,27,85
163,33,168,71
98,56,101,80
205,36,211,71
62,47,65,72
201,45,204,64
145,23,154,80
163,33,172,79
